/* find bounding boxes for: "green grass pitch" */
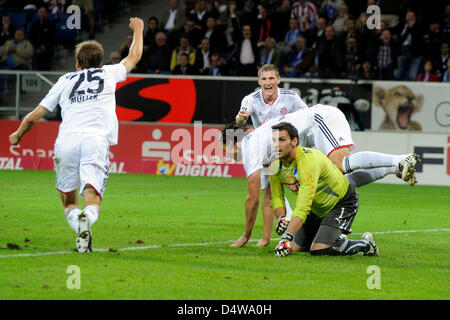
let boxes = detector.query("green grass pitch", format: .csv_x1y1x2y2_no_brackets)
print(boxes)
0,170,448,300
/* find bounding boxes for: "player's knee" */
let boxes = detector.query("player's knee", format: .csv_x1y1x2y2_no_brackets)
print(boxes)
246,194,259,206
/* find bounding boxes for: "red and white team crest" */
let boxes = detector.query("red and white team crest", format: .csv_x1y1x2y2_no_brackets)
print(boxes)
280,107,288,114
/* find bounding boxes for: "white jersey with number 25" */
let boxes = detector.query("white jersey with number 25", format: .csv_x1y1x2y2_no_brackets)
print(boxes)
39,63,127,146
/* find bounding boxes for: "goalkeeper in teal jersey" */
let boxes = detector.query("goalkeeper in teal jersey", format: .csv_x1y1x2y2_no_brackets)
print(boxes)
269,122,379,257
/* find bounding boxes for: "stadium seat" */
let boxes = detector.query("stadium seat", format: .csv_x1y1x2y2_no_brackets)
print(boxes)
8,12,28,29
56,14,77,46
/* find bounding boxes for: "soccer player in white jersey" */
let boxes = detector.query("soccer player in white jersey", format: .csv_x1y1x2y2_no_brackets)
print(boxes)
222,104,420,247
235,64,308,128
231,64,308,247
8,17,144,253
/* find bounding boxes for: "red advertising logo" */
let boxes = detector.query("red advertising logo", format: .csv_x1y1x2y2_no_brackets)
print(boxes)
115,77,197,123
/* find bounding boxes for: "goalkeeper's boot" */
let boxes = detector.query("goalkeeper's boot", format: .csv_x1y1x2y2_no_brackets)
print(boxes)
76,211,92,253
396,153,421,183
361,232,378,256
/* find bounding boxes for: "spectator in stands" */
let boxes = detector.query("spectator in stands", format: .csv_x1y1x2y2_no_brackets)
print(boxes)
283,35,313,77
291,0,318,32
184,0,198,16
194,37,211,74
204,51,229,76
358,60,377,80
1,15,16,46
161,0,186,46
174,19,201,49
235,24,258,76
216,0,242,27
190,0,210,37
222,14,240,62
254,5,271,47
330,3,349,34
355,11,367,34
377,29,397,80
146,31,172,74
203,16,226,53
29,7,57,71
108,51,121,65
119,33,133,60
170,34,196,71
0,29,34,70
441,57,450,82
394,11,423,81
144,17,160,50
316,26,343,79
443,4,450,41
270,0,291,42
283,18,301,49
422,20,444,61
437,42,449,78
72,0,96,39
303,16,325,49
337,18,359,45
47,0,65,14
258,36,280,68
173,52,198,75
343,36,362,77
319,0,344,20
415,60,439,82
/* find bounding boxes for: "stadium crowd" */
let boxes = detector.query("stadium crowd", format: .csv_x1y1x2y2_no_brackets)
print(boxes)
1,0,449,82
0,0,133,70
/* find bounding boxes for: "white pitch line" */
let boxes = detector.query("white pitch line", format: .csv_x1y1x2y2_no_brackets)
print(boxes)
0,228,449,259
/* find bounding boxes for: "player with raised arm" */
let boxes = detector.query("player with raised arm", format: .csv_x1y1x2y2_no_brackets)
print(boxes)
231,64,308,248
270,122,378,258
222,104,420,247
8,17,144,253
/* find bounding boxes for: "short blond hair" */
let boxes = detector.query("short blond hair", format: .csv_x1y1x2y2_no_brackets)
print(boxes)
258,64,280,78
75,40,104,69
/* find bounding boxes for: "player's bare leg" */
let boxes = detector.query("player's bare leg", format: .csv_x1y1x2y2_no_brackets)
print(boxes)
257,187,274,247
231,172,261,247
327,147,351,172
59,189,79,214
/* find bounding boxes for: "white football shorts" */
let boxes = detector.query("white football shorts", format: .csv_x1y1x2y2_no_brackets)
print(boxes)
53,132,110,198
312,105,355,157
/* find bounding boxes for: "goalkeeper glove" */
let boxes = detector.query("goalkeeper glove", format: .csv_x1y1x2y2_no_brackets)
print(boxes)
275,231,294,257
275,215,290,235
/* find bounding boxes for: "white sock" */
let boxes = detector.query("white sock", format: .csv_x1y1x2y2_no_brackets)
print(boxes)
342,152,406,173
284,197,293,219
66,208,82,233
84,205,99,226
345,167,396,187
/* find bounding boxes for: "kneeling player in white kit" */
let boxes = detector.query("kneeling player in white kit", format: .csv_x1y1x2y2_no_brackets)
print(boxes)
8,18,144,252
222,104,420,247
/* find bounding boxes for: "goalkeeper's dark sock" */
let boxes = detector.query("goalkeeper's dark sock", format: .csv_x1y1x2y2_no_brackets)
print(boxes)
331,235,370,255
310,247,341,256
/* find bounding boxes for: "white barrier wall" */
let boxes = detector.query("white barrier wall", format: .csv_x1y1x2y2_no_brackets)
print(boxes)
352,131,450,186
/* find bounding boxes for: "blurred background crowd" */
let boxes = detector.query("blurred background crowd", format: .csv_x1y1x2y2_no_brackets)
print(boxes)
1,0,449,82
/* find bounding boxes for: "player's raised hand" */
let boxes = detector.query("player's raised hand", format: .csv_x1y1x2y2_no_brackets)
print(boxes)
129,17,144,32
9,131,20,145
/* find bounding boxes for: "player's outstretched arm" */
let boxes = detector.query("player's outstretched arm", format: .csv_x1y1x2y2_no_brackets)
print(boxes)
9,105,48,145
121,17,144,73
